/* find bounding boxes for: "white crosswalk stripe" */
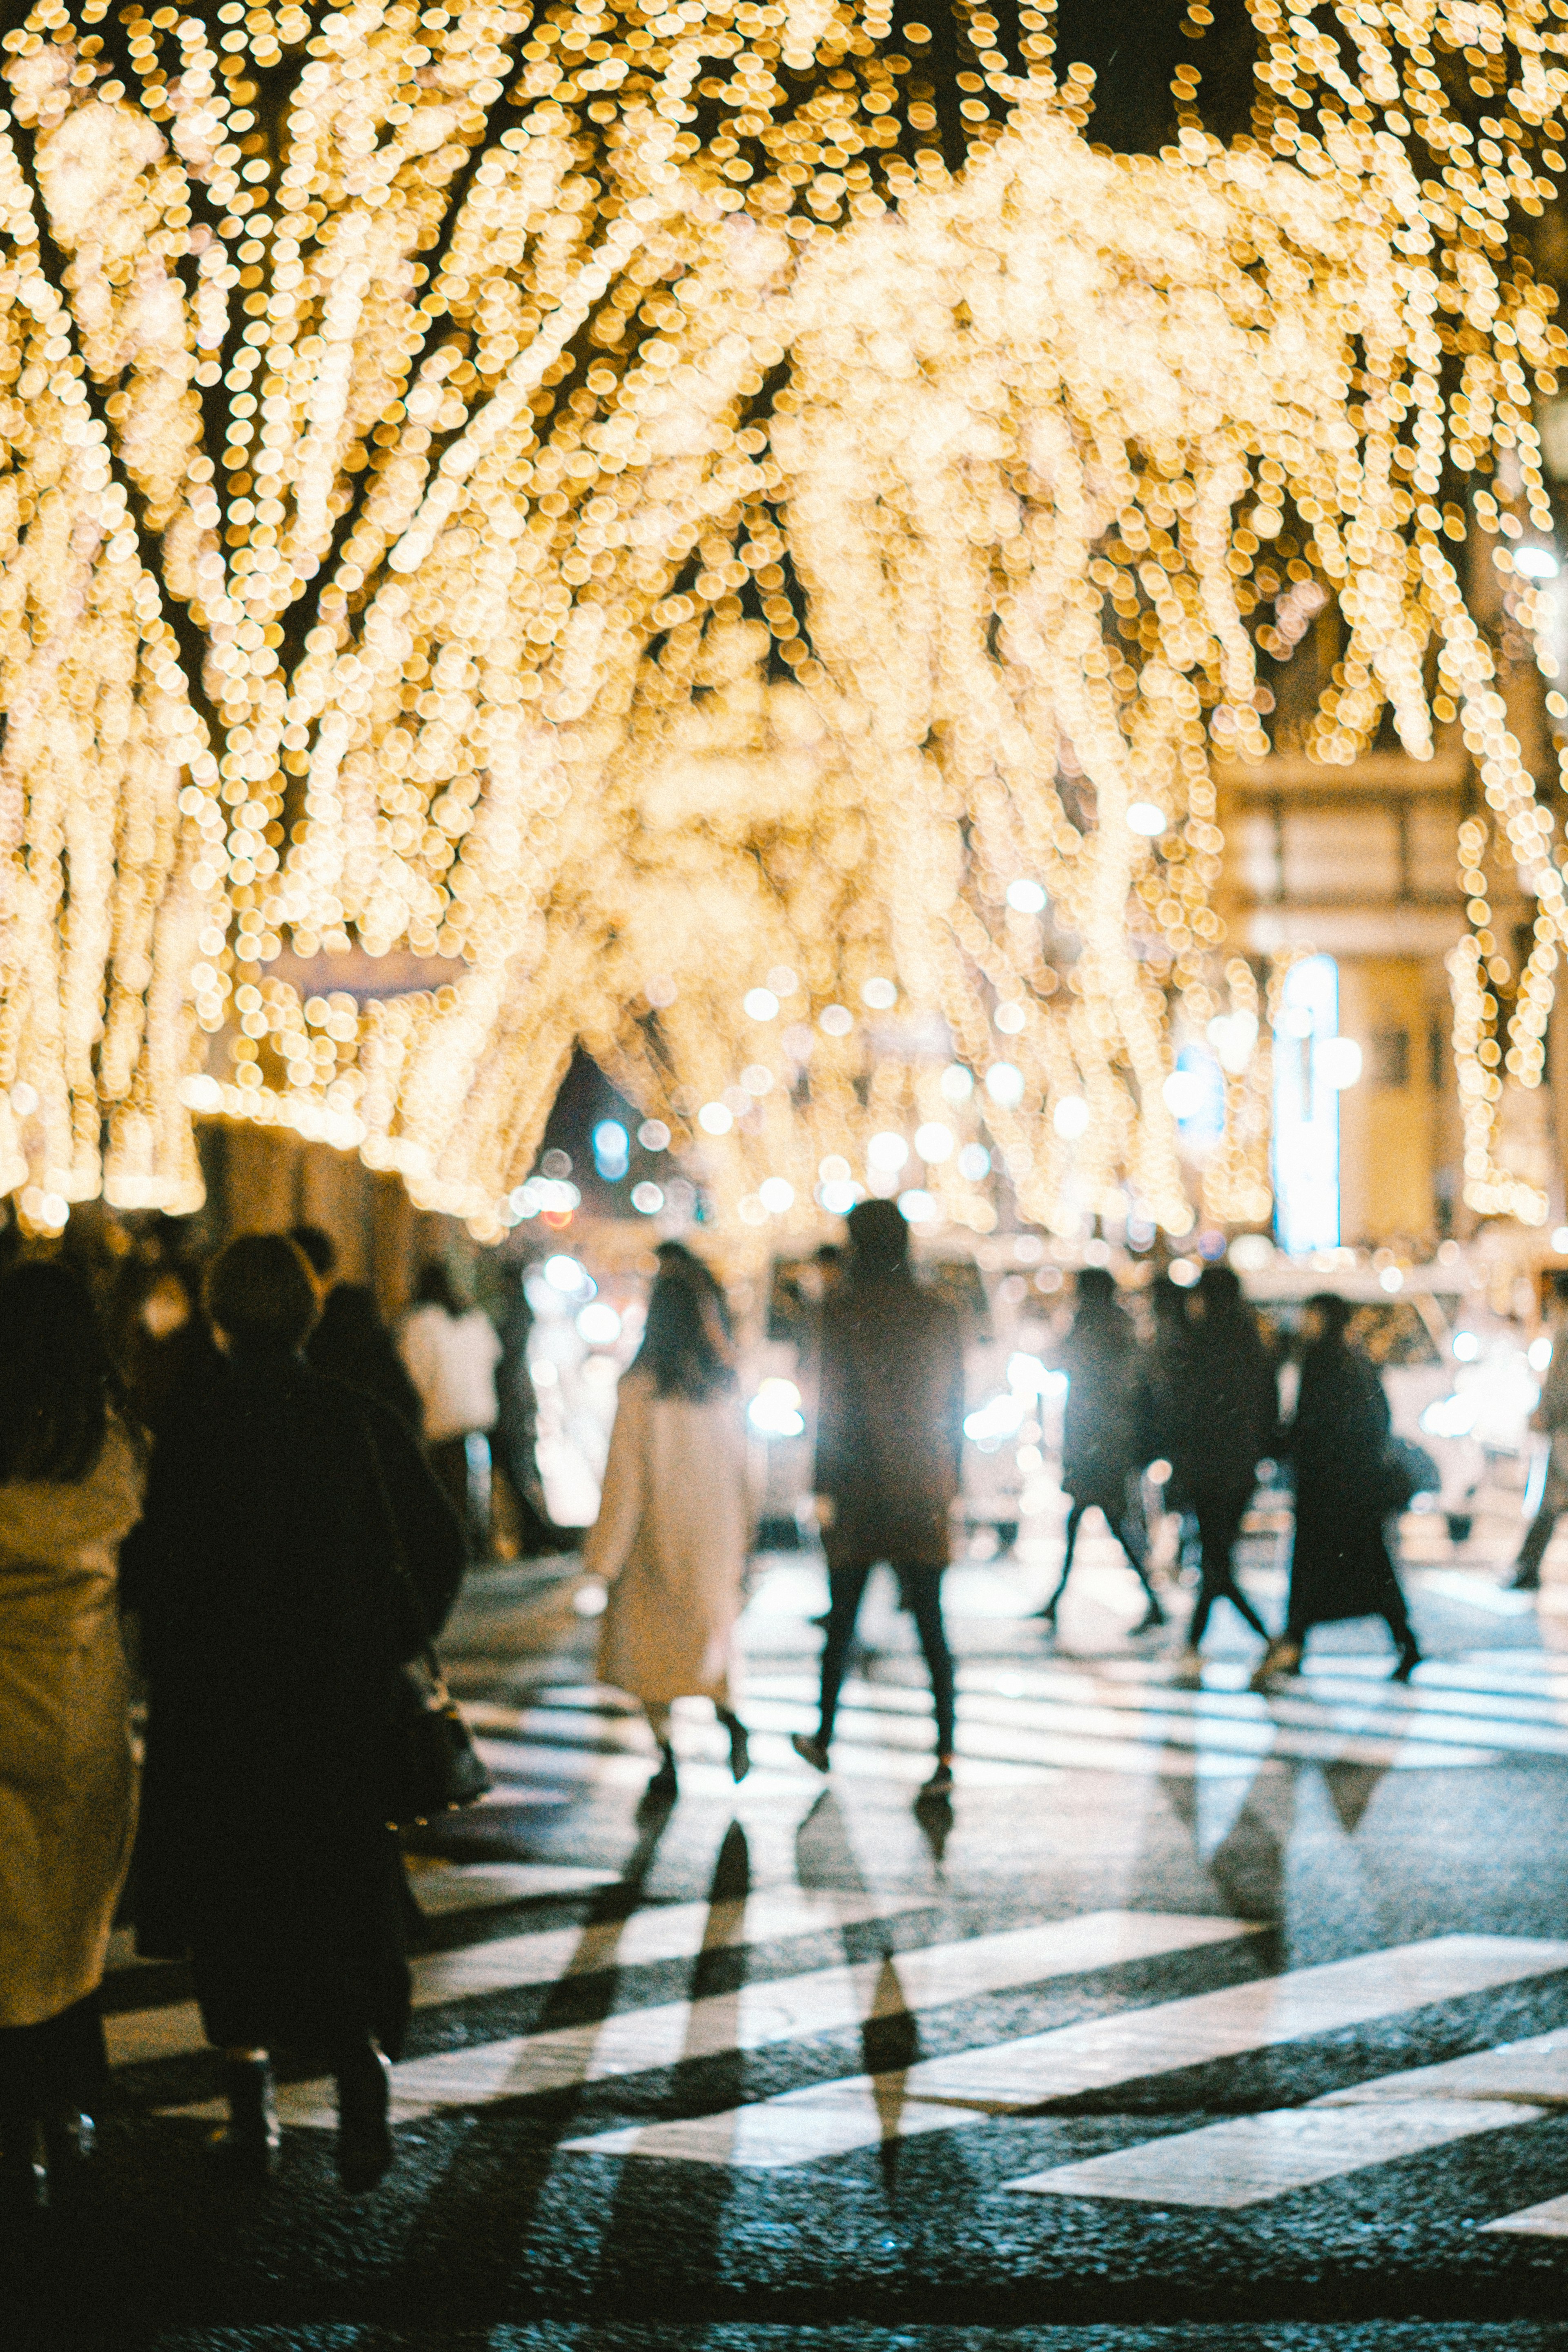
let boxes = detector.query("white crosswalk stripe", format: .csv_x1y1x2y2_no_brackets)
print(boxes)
162,1910,1251,2131
566,1936,1568,2169
106,1884,928,2069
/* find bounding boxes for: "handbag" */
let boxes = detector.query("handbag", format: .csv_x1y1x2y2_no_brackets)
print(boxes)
363,1417,492,1829
381,1644,492,1831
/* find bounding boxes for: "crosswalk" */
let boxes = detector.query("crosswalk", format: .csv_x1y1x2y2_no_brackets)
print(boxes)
441,1653,1568,1798
98,1640,1568,2240
107,1839,1568,2238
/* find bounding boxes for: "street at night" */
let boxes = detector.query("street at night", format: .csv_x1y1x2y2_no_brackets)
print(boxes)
24,1518,1568,2350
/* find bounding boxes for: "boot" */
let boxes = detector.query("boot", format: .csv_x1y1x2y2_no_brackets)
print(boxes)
209,2055,281,2179
39,2111,95,2209
334,2040,393,2195
0,2106,46,2223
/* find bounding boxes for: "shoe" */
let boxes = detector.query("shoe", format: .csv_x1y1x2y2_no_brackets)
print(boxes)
1390,1639,1422,1685
1133,1597,1167,1635
646,1748,678,1801
335,2042,394,2195
1510,1570,1541,1592
919,1760,954,1797
39,2111,95,2207
726,1718,751,1784
1248,1639,1301,1692
209,2056,281,2179
791,1731,830,1774
0,2112,46,2222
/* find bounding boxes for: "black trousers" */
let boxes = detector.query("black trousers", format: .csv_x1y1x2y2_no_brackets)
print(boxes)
1187,1480,1269,1646
817,1560,956,1755
1045,1483,1158,1613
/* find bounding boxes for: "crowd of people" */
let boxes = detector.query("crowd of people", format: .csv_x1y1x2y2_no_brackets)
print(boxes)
0,1205,1427,2227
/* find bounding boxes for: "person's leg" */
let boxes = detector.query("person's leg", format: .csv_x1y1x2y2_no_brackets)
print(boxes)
714,1700,750,1782
815,1563,873,1747
897,1567,956,1760
1038,1503,1086,1621
1194,1488,1269,1640
1111,1492,1165,1628
643,1700,677,1787
1513,1501,1558,1590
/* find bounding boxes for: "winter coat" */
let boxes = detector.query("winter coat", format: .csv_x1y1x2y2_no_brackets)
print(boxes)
1058,1305,1145,1508
0,1419,143,2029
813,1273,965,1570
121,1351,464,2056
307,1282,424,1434
1172,1312,1279,1496
400,1304,502,1443
584,1370,751,1706
1282,1336,1403,1629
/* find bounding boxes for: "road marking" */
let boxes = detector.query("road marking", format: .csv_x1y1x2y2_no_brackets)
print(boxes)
105,1886,924,2069
1007,2027,1568,2207
1006,2099,1540,2208
1485,2192,1568,2237
407,1861,621,1915
165,1911,1251,2131
564,1936,1568,2170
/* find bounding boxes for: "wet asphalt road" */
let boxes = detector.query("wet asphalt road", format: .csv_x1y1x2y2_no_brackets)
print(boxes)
10,1521,1568,2352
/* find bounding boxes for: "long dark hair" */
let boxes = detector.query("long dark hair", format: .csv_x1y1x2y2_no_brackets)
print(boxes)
630,1263,734,1401
0,1261,117,1483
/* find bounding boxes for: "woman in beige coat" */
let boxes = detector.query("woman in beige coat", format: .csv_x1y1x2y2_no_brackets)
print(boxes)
584,1253,752,1798
0,1262,143,2216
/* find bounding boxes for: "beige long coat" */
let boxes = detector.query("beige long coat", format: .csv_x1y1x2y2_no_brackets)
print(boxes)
0,1421,143,2027
584,1372,750,1706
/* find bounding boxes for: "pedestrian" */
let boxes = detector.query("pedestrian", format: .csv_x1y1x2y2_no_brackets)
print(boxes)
122,1234,465,2192
1252,1291,1420,1688
399,1258,503,1557
0,1265,144,2218
584,1251,752,1799
1141,1272,1198,1579
1038,1266,1165,1633
291,1227,425,1436
1511,1270,1568,1592
1170,1263,1277,1677
792,1197,963,1797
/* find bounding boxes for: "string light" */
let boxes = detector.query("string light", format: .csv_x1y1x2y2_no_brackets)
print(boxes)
4,3,1568,1240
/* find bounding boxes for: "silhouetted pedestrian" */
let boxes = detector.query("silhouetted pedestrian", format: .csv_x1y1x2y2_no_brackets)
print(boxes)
493,1274,572,1557
122,1235,464,2193
0,1266,143,2219
1252,1291,1419,1688
794,1198,963,1796
1171,1264,1277,1675
585,1250,751,1798
399,1258,502,1556
1141,1272,1198,1579
1512,1269,1568,1591
1039,1266,1165,1633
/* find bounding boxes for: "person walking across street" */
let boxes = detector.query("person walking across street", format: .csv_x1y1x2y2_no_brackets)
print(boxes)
1170,1263,1277,1678
399,1258,503,1557
793,1198,964,1797
122,1235,465,2194
0,1265,145,2219
1512,1269,1568,1592
584,1250,752,1800
1252,1291,1420,1688
1038,1266,1165,1634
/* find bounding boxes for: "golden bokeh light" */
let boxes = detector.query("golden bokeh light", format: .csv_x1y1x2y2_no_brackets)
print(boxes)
4,2,1568,1238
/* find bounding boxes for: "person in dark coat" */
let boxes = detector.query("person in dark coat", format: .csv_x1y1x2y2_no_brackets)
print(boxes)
288,1225,425,1435
793,1198,964,1795
1140,1273,1198,1581
1038,1267,1165,1632
1251,1291,1420,1688
121,1234,465,2193
1170,1264,1276,1673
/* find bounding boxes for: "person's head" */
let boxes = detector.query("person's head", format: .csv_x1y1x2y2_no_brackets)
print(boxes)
289,1223,337,1285
1301,1290,1354,1347
633,1260,734,1401
845,1197,910,1279
1149,1272,1188,1331
314,1281,383,1344
655,1241,732,1334
1074,1265,1117,1312
0,1261,116,1483
413,1256,465,1316
205,1234,318,1356
1195,1263,1244,1323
